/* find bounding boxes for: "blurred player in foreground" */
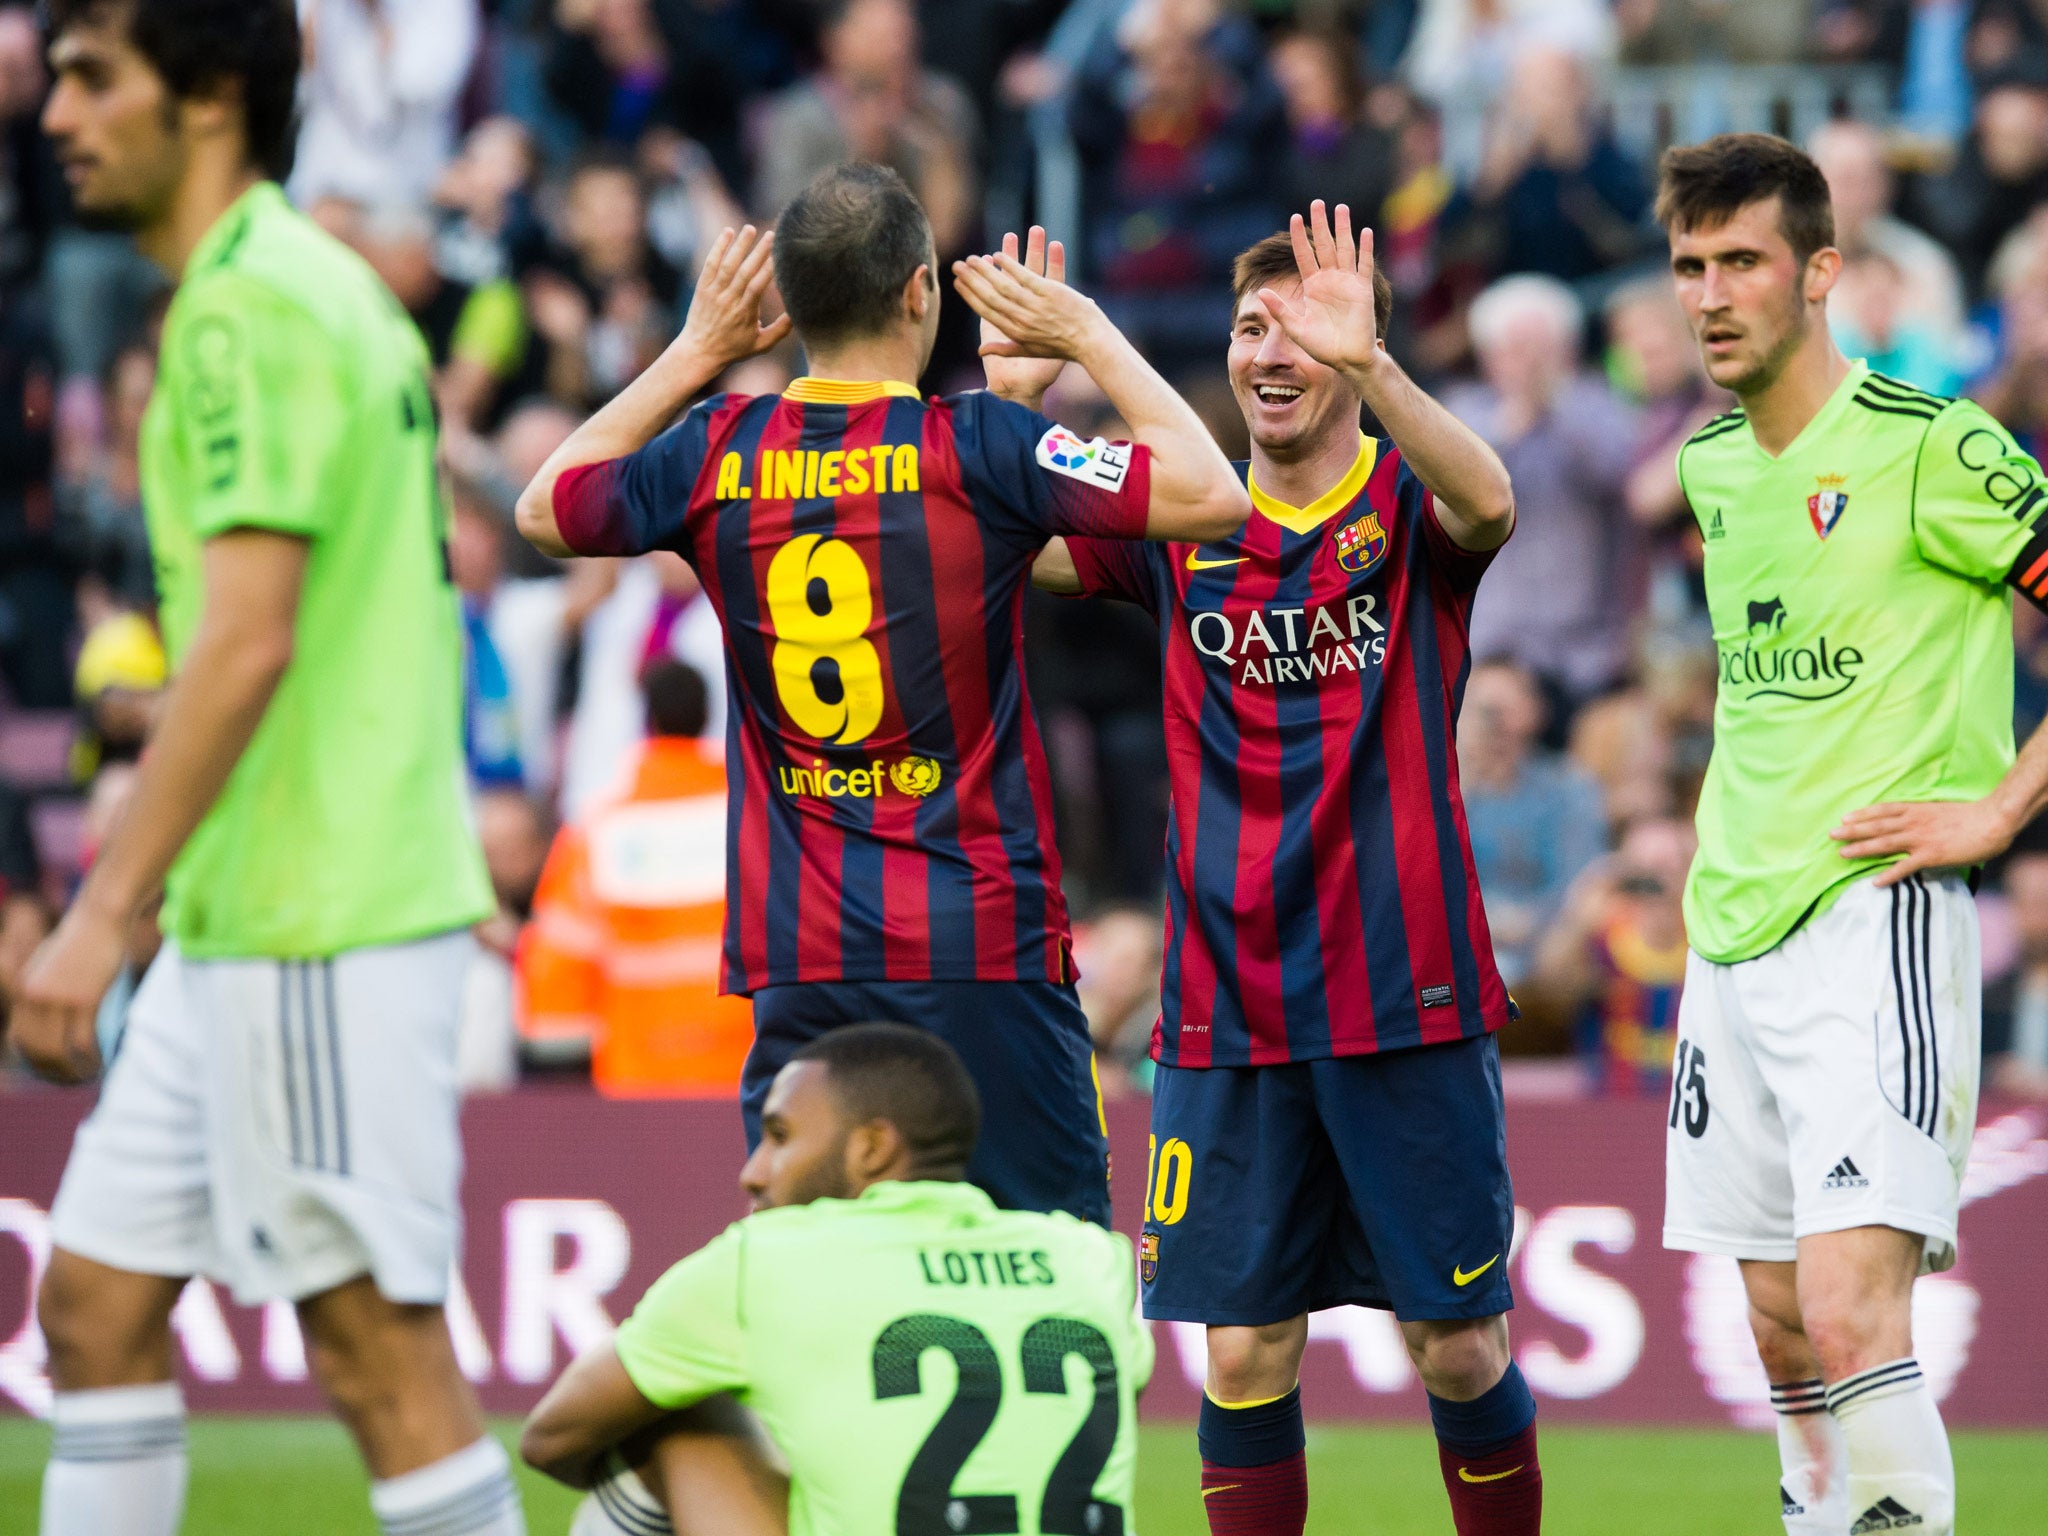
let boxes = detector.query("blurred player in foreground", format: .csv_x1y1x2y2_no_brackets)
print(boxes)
521,1022,1152,1536
517,163,1250,1224
1030,202,1534,1536
14,4,511,1535
1659,133,2048,1536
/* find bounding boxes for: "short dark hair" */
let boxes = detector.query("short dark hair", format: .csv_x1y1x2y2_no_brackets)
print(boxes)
1232,230,1393,343
792,1023,980,1179
772,163,934,348
642,659,708,739
1655,133,1835,265
45,0,301,181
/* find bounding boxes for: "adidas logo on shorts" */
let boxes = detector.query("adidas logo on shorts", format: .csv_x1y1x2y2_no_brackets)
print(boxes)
1850,1496,1924,1532
1780,1485,1805,1517
1823,1156,1871,1191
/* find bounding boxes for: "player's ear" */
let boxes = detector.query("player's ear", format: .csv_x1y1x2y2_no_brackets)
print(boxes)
847,1117,910,1185
1803,246,1842,307
905,264,933,322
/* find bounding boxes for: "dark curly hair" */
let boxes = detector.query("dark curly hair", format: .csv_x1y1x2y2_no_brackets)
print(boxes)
43,0,301,180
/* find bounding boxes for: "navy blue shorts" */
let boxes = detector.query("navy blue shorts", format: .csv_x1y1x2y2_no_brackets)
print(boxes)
743,980,1111,1226
1141,1034,1514,1324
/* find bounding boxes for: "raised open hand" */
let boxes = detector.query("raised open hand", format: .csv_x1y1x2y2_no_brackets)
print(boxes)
978,227,1069,403
677,224,793,370
953,241,1106,365
1256,200,1381,374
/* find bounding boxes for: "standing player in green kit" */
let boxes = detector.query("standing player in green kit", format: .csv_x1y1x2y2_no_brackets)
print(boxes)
11,5,510,1536
1658,134,2048,1536
522,1025,1151,1536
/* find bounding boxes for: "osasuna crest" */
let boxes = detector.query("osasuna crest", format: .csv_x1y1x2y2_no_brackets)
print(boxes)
1808,473,1850,539
1333,508,1389,575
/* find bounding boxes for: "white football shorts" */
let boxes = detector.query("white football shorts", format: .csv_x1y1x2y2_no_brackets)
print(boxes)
1663,872,1979,1272
50,930,475,1305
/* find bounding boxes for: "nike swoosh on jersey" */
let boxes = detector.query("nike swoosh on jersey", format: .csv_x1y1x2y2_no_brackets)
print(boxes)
1186,551,1249,570
1452,1255,1500,1287
1201,1485,1243,1499
1458,1465,1524,1485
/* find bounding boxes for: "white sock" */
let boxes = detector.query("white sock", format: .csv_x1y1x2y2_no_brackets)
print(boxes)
40,1382,188,1536
1828,1359,1955,1535
369,1436,525,1536
569,1453,672,1536
1770,1377,1847,1534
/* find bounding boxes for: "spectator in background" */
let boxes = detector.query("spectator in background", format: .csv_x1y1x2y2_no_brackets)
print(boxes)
543,0,685,149
69,604,162,786
1809,118,1968,340
433,116,548,290
1069,0,1283,365
1403,0,1617,110
0,3,59,295
60,338,153,611
1908,56,2048,299
449,493,526,792
1458,658,1608,986
1531,814,1695,1095
0,770,51,1071
1455,273,1641,713
525,152,681,408
348,203,531,436
0,223,67,708
1609,276,1723,536
517,659,753,1096
469,786,554,1089
756,0,978,261
1830,246,1971,393
1975,208,2048,464
1451,46,1652,286
1270,29,1397,242
290,0,480,210
1985,844,2048,1099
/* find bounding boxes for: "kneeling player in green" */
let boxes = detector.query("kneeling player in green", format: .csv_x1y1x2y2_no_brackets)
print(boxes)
522,1024,1153,1536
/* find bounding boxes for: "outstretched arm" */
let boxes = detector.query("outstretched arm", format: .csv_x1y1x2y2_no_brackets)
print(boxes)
517,225,791,557
953,251,1249,544
1259,202,1514,552
1832,712,2048,886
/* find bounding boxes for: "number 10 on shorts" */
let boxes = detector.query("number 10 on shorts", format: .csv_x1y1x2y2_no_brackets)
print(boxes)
1144,1135,1192,1225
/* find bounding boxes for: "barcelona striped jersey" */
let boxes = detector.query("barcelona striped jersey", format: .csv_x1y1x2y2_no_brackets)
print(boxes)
1067,434,1512,1065
552,378,1153,993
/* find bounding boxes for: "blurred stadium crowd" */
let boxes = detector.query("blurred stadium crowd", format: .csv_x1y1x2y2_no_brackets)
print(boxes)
4,0,2048,1101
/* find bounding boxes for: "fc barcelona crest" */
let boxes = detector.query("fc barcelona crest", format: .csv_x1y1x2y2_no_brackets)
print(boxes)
1333,509,1389,575
1139,1230,1159,1284
1808,473,1850,539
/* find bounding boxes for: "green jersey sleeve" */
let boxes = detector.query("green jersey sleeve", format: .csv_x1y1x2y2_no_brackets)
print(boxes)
612,1224,748,1409
1912,398,2048,601
163,272,356,542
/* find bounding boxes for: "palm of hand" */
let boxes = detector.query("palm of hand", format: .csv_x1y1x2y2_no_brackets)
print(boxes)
982,312,1065,398
1287,269,1376,368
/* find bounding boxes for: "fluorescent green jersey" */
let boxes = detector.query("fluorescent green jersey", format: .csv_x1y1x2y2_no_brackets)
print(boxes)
613,1181,1153,1536
142,183,491,957
1679,361,2048,962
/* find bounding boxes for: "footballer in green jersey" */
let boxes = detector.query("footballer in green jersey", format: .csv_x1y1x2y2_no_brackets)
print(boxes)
21,8,515,1536
523,1026,1153,1536
1654,134,2048,1536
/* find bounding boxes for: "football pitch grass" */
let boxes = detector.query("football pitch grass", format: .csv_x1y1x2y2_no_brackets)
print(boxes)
2,1419,2045,1534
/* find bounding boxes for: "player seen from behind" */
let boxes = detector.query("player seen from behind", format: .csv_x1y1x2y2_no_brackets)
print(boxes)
14,4,512,1536
1029,202,1536,1536
517,164,1251,1226
521,1022,1152,1536
1658,133,2048,1536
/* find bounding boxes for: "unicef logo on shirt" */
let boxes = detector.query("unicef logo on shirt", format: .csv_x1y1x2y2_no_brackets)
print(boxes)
1718,597,1865,702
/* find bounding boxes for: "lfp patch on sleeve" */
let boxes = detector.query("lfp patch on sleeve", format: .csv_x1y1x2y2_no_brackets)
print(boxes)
1035,425,1132,492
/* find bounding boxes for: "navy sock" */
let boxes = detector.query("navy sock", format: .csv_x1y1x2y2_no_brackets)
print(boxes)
1198,1384,1306,1467
1427,1362,1538,1456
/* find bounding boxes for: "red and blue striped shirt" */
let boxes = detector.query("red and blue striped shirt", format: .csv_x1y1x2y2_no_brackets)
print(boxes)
554,379,1152,993
1068,434,1511,1065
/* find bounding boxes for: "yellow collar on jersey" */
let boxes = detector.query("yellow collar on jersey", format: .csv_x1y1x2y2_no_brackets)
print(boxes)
782,377,922,404
1248,434,1379,534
